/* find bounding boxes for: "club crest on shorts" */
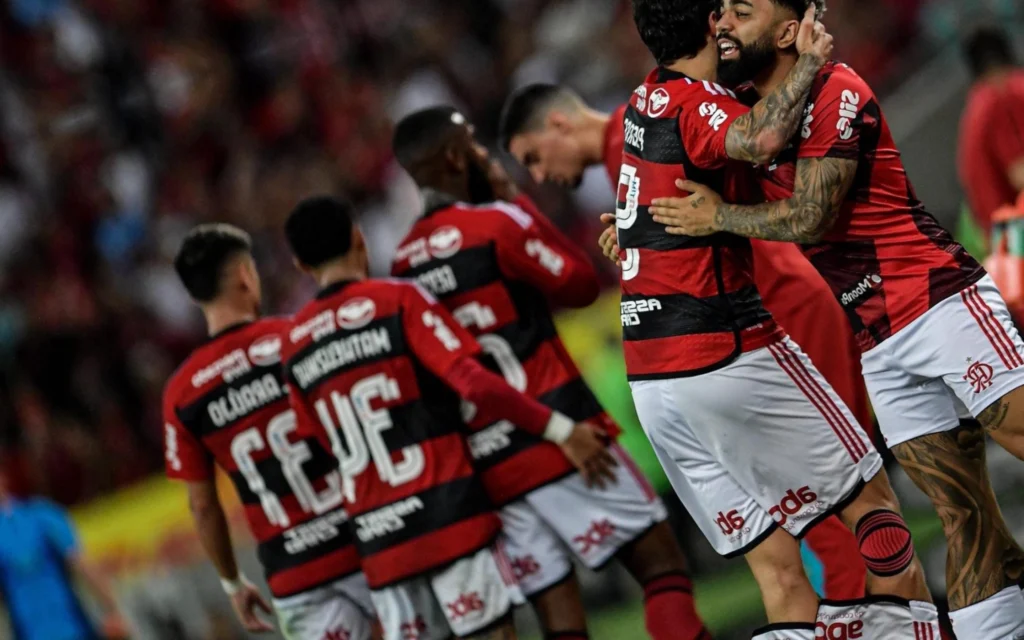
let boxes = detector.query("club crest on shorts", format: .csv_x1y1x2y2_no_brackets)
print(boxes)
963,359,994,393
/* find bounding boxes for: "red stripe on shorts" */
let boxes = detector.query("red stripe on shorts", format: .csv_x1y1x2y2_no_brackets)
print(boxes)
494,540,516,587
965,286,1023,369
612,443,657,502
962,287,1020,370
768,342,866,461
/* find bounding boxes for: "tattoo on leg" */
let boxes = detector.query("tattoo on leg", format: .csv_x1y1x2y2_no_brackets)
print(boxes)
978,399,1010,432
892,422,1024,609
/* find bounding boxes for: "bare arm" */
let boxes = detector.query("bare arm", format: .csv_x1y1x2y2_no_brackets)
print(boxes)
714,157,858,242
725,53,824,165
1009,158,1024,194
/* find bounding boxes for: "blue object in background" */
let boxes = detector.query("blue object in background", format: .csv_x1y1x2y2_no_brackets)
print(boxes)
0,499,98,640
801,540,827,598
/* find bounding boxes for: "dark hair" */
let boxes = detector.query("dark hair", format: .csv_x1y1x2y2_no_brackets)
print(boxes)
632,0,719,65
392,106,466,175
770,0,827,20
284,196,355,268
498,84,581,150
962,24,1017,78
174,224,253,302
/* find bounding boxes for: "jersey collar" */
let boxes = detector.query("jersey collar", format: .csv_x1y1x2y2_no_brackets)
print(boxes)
206,321,252,344
316,279,358,300
655,66,696,84
421,188,460,218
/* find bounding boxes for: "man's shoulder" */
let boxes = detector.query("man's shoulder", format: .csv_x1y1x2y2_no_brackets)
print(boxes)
815,61,874,99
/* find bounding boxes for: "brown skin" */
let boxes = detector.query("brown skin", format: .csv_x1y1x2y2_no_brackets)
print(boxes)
507,105,611,188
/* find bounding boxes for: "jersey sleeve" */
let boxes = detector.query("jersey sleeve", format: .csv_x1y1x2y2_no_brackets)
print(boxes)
493,198,600,308
677,83,751,169
162,388,214,481
797,67,870,160
989,94,1024,169
401,283,482,379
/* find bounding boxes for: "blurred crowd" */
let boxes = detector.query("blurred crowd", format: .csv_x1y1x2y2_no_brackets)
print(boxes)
0,0,939,505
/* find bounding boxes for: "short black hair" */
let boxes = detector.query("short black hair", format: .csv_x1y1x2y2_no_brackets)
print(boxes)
284,196,355,268
498,84,582,150
770,0,827,20
962,24,1017,78
174,224,253,303
392,106,467,175
632,0,719,65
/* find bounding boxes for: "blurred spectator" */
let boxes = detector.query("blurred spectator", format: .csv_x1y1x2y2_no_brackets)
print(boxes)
958,23,1024,237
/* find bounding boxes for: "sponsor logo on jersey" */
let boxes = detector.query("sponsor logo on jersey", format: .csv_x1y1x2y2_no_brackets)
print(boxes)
467,420,515,459
429,225,463,259
191,349,252,388
525,238,565,276
801,101,815,139
337,298,376,330
837,90,861,141
769,486,823,527
248,335,282,366
647,88,670,117
621,298,662,327
816,620,864,639
624,118,645,151
839,274,882,307
634,85,648,112
282,508,349,555
290,327,393,390
445,592,484,621
415,264,459,295
698,102,729,131
964,360,995,393
573,519,616,555
354,496,424,543
207,373,283,427
290,310,336,343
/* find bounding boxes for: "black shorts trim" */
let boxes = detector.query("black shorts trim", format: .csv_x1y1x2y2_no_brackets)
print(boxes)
525,568,576,602
455,610,514,638
593,520,661,571
370,533,499,590
820,594,912,608
752,622,816,635
794,478,868,541
722,521,780,559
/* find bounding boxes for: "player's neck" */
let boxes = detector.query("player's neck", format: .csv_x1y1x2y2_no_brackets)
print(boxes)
665,45,719,82
580,109,612,167
754,50,800,97
203,301,257,337
979,65,1016,84
313,260,367,291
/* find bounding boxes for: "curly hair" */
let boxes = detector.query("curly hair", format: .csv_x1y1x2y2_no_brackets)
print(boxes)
631,0,720,65
772,0,827,20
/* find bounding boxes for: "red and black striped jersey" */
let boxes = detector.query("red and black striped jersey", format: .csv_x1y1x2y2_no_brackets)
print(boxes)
161,318,359,598
279,279,501,589
616,68,780,379
756,61,985,351
391,193,620,506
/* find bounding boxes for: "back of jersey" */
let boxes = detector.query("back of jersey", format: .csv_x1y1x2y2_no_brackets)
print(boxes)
279,279,500,589
393,195,617,506
162,318,358,598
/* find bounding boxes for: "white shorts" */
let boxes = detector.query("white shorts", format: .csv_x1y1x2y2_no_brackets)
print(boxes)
274,572,376,640
862,276,1024,447
370,542,524,640
630,337,882,557
498,443,668,596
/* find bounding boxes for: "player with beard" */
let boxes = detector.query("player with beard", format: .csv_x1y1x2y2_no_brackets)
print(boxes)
390,106,711,640
499,82,871,603
644,1,1024,638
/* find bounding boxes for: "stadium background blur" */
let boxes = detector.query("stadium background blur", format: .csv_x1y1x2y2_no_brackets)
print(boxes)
0,0,1021,638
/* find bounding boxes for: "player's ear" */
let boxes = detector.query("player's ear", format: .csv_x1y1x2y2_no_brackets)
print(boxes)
292,256,312,275
547,111,573,133
444,141,466,173
777,17,800,49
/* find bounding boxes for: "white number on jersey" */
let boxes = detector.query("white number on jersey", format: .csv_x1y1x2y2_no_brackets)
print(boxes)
616,164,641,230
230,410,344,528
452,301,528,393
422,310,462,351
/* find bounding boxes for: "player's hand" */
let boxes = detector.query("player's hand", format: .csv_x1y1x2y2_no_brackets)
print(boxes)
795,6,833,62
560,421,618,489
598,214,620,266
230,580,275,633
650,180,723,237
487,158,520,202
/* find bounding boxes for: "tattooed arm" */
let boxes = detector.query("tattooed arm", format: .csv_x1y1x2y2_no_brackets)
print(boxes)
724,53,824,165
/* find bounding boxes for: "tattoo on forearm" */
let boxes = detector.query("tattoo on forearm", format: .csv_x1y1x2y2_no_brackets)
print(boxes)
713,156,855,242
978,399,1010,432
892,423,1024,609
726,53,821,164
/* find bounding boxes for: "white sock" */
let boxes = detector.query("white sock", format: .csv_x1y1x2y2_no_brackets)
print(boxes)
949,586,1024,640
818,597,939,639
751,623,815,639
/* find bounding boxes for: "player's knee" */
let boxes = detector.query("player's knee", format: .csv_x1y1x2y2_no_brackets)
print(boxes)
749,551,810,597
856,509,915,577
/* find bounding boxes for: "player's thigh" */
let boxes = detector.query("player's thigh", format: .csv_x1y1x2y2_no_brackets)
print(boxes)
429,543,524,639
371,577,450,640
276,582,376,640
498,500,573,598
520,443,668,570
670,340,883,539
630,378,776,558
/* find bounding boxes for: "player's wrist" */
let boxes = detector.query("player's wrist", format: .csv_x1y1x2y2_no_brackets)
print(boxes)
543,412,575,444
220,573,249,596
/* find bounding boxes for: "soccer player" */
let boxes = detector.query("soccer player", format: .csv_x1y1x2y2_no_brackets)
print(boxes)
163,224,375,640
0,468,127,640
278,197,613,640
583,1,940,638
644,0,1024,638
390,106,710,640
499,82,870,602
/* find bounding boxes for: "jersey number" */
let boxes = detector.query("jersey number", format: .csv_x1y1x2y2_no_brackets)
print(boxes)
615,164,641,281
452,302,526,392
230,411,344,528
314,373,425,501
